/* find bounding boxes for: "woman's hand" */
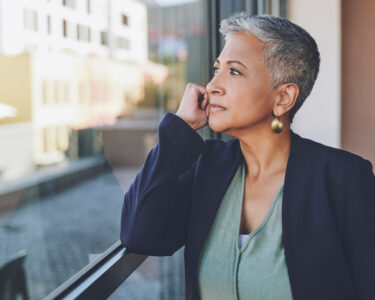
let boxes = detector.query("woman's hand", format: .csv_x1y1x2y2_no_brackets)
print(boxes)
175,83,210,131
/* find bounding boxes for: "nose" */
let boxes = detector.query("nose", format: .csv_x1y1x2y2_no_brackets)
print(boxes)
206,74,225,97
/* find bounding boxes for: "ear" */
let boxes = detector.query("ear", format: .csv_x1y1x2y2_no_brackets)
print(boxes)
272,83,299,116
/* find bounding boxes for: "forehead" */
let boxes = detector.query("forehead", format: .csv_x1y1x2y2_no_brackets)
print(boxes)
217,32,265,65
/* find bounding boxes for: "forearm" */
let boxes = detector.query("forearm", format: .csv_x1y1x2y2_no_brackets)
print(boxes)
120,113,205,255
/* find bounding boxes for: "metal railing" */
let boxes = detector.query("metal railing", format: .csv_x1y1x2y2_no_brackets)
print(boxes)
43,241,146,300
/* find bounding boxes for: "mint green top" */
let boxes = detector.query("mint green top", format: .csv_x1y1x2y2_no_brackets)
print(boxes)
197,160,294,300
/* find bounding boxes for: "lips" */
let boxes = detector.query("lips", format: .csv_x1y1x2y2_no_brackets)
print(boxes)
210,104,226,111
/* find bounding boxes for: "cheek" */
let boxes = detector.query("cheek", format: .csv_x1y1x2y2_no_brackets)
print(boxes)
231,88,269,114
228,91,272,125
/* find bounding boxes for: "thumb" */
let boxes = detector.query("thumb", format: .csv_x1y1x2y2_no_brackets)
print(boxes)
205,103,210,118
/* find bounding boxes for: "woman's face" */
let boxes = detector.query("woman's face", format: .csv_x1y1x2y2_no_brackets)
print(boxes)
206,32,274,135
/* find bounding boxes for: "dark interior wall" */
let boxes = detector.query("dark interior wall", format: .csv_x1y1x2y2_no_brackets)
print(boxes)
342,0,375,166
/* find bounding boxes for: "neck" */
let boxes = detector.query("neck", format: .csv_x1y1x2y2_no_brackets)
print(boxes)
238,125,291,181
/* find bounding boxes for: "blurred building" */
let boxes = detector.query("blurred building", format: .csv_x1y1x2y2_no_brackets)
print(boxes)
0,0,148,180
0,0,147,61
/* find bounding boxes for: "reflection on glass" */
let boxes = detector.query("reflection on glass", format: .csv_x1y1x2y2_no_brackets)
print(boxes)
0,0,208,299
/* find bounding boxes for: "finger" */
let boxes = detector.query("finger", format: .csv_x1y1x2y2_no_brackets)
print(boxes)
201,96,208,110
205,104,210,118
202,92,208,108
198,94,205,109
194,84,207,96
201,100,207,111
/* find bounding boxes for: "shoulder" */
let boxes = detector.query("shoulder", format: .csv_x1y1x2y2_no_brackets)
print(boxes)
292,131,374,176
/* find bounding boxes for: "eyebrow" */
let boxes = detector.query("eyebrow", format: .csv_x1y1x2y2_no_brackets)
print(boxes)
215,59,248,70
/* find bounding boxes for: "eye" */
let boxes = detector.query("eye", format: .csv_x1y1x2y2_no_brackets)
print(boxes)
212,66,241,76
230,68,241,75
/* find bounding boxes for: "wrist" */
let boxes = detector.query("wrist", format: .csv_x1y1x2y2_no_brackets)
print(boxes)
175,113,197,131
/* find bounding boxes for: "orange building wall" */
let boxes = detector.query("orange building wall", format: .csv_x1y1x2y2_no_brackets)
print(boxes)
0,53,32,125
342,0,375,166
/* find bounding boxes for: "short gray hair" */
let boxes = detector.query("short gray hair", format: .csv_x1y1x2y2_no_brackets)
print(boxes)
219,12,320,123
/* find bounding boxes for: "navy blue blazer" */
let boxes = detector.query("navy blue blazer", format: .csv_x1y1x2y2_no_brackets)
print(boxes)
120,112,375,300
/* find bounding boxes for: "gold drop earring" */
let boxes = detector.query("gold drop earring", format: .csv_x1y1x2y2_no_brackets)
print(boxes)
271,111,283,133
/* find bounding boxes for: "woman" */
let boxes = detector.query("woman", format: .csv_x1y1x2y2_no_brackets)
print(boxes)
120,12,375,300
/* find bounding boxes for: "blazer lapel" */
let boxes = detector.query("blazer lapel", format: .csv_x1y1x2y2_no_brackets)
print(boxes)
282,130,353,299
188,139,243,259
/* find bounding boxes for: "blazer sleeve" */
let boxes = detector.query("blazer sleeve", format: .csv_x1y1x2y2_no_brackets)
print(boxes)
343,158,375,300
120,112,206,256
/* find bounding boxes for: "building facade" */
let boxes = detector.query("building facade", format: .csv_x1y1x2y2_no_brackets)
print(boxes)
0,0,148,179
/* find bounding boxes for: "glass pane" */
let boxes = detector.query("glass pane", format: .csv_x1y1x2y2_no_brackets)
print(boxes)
0,0,208,299
110,0,209,299
109,249,186,300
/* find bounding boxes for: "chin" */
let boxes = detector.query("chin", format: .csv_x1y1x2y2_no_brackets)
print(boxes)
208,117,229,133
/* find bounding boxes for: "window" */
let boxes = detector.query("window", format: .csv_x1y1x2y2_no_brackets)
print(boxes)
121,14,128,26
62,0,76,9
23,8,38,31
62,19,68,37
78,81,87,103
63,81,70,103
47,15,52,34
42,81,48,105
57,126,69,151
42,127,49,152
76,24,80,40
87,0,91,14
100,31,108,46
54,80,59,104
77,25,91,42
117,37,130,50
43,127,56,153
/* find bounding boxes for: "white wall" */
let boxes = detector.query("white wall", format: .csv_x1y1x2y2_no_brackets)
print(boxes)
288,0,341,148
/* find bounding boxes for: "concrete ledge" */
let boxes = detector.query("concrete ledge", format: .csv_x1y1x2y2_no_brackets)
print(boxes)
0,155,110,216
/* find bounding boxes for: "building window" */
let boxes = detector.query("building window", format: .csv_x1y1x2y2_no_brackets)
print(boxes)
43,127,56,153
117,37,130,50
87,0,91,14
78,81,87,103
43,128,48,153
62,0,76,9
100,31,108,46
77,25,91,42
76,24,80,40
54,80,60,104
57,126,69,152
47,15,52,34
63,81,70,103
121,14,128,26
23,9,38,31
42,81,48,105
62,20,68,37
